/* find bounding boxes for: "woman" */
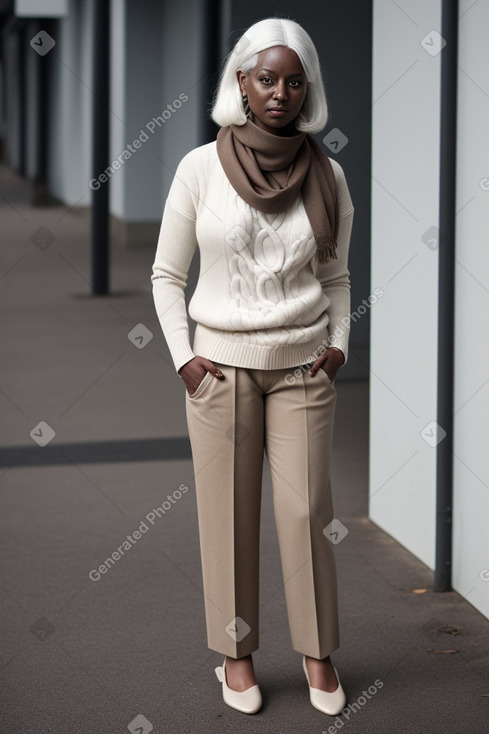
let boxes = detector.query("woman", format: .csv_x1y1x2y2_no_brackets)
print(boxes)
151,17,354,717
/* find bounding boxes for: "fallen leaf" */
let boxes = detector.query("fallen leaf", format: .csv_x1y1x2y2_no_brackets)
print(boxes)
438,625,460,635
412,588,428,594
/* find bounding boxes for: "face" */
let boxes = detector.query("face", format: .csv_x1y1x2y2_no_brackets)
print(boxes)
236,46,308,136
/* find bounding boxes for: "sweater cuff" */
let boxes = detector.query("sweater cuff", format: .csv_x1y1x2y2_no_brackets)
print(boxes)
170,334,196,374
327,332,349,365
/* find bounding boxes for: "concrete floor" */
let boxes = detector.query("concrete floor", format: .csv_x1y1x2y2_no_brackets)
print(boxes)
1,164,488,733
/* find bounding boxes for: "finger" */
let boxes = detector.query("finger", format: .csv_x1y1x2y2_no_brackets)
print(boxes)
309,360,322,376
203,359,224,379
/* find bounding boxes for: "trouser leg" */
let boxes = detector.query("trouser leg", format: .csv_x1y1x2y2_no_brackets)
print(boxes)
185,362,264,658
264,364,340,659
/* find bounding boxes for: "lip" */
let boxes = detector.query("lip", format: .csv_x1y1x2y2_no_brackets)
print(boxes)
268,107,288,116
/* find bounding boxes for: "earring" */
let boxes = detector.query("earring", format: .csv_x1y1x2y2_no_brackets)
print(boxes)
242,95,251,118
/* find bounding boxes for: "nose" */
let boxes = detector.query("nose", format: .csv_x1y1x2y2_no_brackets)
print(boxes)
273,81,287,101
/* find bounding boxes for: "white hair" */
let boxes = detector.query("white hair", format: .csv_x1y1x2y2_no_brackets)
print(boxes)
211,17,329,133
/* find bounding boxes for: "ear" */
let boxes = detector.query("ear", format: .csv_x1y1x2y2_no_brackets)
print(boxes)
236,69,247,96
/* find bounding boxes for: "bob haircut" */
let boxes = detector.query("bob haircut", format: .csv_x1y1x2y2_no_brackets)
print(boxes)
211,18,329,133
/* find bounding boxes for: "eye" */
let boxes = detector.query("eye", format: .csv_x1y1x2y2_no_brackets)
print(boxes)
260,76,272,84
289,80,303,88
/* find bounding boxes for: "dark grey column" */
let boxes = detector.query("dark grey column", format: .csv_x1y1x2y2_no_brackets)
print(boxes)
435,0,458,592
91,0,110,294
200,0,222,143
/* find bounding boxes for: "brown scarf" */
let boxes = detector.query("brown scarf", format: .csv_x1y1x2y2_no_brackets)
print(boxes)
216,116,338,263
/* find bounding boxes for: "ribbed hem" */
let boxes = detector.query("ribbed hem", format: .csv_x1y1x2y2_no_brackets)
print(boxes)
192,323,336,370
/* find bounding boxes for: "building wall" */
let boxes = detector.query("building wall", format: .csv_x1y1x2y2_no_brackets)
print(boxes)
47,0,93,206
109,0,203,244
370,0,489,620
451,0,489,619
370,0,442,568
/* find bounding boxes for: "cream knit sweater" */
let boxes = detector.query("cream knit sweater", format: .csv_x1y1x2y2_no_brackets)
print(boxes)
151,140,354,374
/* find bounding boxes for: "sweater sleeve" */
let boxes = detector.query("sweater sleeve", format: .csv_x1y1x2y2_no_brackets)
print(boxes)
151,152,200,374
316,160,354,364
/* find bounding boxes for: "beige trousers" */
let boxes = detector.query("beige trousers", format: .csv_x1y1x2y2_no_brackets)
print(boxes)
185,360,340,660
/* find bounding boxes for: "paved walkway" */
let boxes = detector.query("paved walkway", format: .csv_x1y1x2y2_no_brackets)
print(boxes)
1,164,488,733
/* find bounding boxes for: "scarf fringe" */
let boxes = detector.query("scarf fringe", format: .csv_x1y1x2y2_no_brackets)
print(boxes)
315,234,338,264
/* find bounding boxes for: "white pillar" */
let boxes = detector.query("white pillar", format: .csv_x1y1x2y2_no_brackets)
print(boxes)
369,0,442,568
451,0,489,619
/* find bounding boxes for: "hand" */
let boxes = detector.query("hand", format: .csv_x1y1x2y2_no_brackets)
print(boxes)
178,356,225,395
309,347,345,382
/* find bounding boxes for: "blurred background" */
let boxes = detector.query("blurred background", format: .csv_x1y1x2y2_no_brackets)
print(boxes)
1,1,488,732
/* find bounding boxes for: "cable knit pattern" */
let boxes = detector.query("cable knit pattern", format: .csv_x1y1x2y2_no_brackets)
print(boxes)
224,193,317,337
151,140,354,373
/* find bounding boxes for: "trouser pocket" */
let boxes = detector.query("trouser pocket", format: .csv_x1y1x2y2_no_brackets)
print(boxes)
186,370,214,399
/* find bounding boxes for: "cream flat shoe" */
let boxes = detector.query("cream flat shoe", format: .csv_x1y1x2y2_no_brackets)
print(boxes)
215,657,262,714
302,655,346,715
